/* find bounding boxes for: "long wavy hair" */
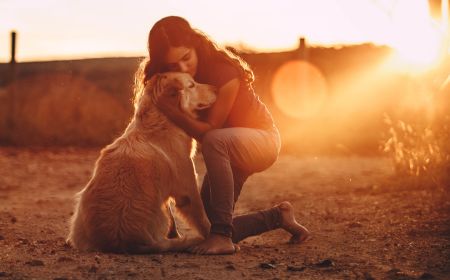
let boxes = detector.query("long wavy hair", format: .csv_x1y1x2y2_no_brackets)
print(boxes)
133,16,254,108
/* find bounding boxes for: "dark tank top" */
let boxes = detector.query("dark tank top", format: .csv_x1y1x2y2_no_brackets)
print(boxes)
195,61,275,130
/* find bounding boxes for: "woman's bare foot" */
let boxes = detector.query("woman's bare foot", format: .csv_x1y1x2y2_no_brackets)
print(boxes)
278,201,311,244
188,233,238,255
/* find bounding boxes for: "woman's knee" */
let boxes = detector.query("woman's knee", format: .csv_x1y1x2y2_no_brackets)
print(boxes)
201,129,227,154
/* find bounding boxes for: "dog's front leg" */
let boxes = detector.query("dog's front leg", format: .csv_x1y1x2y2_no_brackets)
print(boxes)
174,192,211,238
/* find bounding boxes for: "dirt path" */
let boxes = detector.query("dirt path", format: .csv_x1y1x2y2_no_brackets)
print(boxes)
0,148,449,280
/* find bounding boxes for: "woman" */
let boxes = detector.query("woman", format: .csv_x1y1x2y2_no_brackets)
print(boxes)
134,16,310,255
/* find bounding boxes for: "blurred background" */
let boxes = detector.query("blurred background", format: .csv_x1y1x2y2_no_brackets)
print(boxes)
0,0,448,160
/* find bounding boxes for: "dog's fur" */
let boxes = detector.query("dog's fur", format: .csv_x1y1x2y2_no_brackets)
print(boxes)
66,72,215,253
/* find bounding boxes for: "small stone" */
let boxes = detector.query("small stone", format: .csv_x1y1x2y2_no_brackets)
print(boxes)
419,272,435,279
172,263,200,269
348,222,363,228
10,217,17,223
259,263,276,269
386,268,413,279
151,257,162,264
126,270,138,277
287,265,306,272
225,264,236,270
315,259,334,267
17,238,29,245
25,260,44,266
0,235,4,241
386,268,401,275
94,255,101,264
57,257,74,263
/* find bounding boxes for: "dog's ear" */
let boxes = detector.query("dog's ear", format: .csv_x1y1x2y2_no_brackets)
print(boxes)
136,74,161,120
144,74,160,95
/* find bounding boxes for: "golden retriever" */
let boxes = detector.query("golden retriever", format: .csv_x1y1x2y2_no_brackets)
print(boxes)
66,72,215,253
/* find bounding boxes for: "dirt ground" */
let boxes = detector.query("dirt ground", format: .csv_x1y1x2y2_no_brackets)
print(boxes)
0,147,449,280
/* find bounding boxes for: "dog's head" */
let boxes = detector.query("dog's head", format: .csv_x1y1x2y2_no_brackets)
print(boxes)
141,72,216,118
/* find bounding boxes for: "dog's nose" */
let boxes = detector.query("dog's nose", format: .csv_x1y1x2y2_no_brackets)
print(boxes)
197,103,211,110
209,85,218,93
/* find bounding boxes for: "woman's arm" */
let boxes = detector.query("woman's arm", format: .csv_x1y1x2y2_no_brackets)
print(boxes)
156,78,240,141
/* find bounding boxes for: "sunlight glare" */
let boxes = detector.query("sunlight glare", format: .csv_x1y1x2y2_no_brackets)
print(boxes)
387,0,445,71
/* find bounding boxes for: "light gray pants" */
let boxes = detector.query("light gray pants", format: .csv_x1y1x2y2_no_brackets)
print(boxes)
200,126,281,242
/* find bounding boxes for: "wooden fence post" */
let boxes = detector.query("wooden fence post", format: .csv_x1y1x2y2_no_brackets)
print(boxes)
298,37,308,60
10,31,16,64
7,31,17,142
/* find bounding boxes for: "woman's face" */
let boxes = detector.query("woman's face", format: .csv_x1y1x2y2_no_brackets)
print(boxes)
165,46,198,77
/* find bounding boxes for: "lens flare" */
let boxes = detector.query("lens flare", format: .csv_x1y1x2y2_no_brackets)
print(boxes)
271,60,328,120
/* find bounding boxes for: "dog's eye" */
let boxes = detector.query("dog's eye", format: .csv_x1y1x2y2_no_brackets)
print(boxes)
169,90,179,97
188,82,195,89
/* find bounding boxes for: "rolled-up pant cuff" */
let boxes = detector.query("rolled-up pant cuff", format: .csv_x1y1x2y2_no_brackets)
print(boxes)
259,206,282,230
210,224,233,238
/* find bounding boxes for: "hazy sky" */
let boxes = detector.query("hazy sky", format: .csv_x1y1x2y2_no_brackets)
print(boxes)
0,0,443,62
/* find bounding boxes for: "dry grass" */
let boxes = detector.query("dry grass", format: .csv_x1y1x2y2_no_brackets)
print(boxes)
382,86,450,188
1,73,131,146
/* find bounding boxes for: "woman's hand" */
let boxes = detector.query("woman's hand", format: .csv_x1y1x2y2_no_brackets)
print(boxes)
154,78,239,140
